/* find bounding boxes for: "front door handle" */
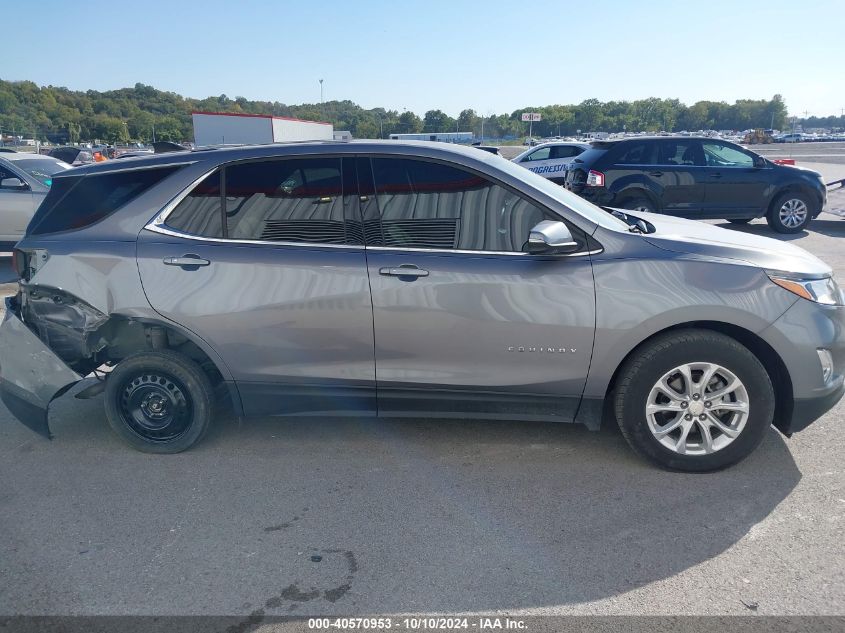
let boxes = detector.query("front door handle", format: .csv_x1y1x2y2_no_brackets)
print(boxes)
649,171,663,177
163,255,210,267
379,265,429,278
709,172,723,179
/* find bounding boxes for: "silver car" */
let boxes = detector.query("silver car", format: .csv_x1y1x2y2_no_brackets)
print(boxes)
1,141,843,471
0,153,69,246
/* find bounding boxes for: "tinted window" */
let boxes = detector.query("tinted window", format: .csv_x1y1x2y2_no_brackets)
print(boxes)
550,145,582,159
368,158,551,252
613,142,658,165
702,141,754,167
523,148,551,162
166,170,224,237
657,140,704,166
29,166,180,236
224,158,348,244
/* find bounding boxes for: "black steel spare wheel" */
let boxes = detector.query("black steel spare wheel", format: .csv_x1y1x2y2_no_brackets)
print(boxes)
120,372,191,441
104,350,214,453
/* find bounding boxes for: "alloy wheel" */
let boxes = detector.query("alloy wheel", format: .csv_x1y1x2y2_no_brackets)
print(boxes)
778,198,808,229
645,362,750,455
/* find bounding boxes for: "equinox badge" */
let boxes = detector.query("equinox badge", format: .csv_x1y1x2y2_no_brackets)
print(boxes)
508,346,577,353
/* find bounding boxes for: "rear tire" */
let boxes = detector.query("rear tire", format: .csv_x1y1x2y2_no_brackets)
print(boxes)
104,351,214,453
614,330,774,472
619,196,656,214
767,191,813,233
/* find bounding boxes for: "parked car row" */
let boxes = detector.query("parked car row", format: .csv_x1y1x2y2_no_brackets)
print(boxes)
1,141,842,473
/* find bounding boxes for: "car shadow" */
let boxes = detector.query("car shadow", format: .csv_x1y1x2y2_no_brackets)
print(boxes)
804,218,845,238
4,397,802,614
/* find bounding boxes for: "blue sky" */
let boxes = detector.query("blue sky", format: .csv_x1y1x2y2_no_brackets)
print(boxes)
4,0,843,117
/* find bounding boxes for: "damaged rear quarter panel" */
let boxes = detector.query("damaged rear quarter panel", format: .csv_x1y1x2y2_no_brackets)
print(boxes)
20,239,152,316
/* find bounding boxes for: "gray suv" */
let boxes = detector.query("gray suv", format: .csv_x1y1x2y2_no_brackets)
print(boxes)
1,141,843,471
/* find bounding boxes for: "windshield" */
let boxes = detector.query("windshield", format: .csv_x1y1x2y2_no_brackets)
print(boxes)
490,154,629,230
12,158,70,186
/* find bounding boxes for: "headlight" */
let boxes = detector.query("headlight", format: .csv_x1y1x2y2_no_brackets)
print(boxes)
768,273,845,306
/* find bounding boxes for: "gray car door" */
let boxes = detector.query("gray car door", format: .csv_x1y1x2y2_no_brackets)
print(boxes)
358,156,596,421
0,163,35,243
137,156,377,417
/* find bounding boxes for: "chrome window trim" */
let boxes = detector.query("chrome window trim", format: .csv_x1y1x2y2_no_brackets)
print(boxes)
144,222,365,250
365,245,600,258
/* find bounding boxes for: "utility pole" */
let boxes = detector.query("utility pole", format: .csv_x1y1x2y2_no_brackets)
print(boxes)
319,79,324,110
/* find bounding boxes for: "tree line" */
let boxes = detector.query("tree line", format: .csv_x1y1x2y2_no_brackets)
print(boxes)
0,79,819,144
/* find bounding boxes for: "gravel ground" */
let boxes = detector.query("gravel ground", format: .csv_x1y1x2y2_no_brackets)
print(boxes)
1,165,844,619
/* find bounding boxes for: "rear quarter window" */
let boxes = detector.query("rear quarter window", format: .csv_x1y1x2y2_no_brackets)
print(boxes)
569,147,609,168
28,166,181,236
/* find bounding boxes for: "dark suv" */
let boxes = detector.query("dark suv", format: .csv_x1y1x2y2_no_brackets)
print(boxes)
564,137,827,233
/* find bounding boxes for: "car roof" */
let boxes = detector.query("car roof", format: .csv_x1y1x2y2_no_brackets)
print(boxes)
61,140,505,178
1,152,65,162
591,135,738,147
533,141,591,147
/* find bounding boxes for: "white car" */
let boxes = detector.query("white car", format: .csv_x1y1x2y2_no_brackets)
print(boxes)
0,152,70,247
512,142,590,184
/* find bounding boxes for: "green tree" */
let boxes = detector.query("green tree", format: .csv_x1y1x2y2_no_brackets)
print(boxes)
398,111,423,133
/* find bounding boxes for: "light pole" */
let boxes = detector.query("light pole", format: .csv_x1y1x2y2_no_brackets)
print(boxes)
319,79,324,108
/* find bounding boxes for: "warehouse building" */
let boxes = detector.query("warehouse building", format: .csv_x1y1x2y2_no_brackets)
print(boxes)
192,111,333,146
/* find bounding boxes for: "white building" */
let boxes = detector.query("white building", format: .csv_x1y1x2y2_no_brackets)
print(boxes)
389,132,473,143
333,130,352,141
192,111,333,146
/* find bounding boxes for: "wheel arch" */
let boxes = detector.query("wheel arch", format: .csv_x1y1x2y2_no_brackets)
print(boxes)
96,314,243,417
768,183,823,217
585,320,793,435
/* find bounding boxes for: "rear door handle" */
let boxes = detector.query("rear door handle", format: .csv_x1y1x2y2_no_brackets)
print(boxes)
710,172,723,179
163,255,210,267
649,171,663,177
379,265,429,278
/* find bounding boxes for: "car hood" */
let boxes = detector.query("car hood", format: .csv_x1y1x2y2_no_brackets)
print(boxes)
631,211,831,277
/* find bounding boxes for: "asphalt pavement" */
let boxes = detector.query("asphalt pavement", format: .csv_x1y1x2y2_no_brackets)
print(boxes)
1,166,844,620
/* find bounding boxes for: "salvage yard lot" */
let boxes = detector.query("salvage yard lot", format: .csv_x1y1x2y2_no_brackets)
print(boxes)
1,169,845,618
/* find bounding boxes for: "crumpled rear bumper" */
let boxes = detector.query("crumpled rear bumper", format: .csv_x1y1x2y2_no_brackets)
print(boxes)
0,296,82,438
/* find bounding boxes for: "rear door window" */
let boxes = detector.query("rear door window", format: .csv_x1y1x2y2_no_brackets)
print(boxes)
224,158,348,244
29,166,181,236
613,142,658,165
657,140,704,166
549,145,583,159
164,158,358,245
165,170,224,238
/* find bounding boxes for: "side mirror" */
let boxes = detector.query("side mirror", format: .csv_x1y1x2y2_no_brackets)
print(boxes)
0,177,27,190
524,220,580,255
753,156,767,168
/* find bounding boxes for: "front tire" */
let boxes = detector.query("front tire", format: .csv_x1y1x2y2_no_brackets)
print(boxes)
767,191,813,233
104,351,214,453
614,330,774,472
